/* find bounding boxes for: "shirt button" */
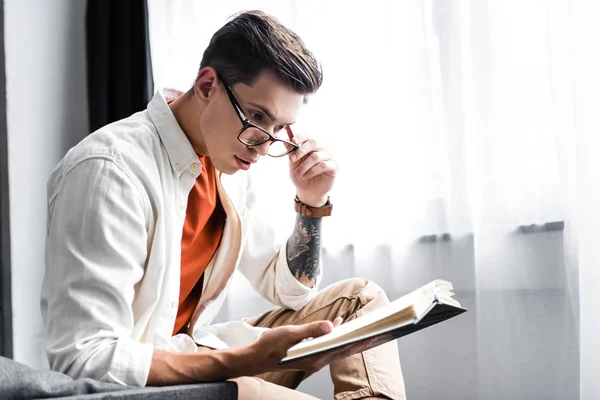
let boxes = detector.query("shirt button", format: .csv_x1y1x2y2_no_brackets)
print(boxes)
175,163,181,171
180,204,185,211
191,163,199,171
170,300,178,308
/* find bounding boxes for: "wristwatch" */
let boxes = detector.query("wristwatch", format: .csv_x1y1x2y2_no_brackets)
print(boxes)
294,195,333,217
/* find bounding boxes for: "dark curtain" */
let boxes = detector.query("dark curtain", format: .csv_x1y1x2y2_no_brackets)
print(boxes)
0,0,12,359
86,0,154,133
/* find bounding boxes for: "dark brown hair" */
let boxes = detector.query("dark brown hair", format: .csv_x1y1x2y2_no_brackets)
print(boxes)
199,10,322,96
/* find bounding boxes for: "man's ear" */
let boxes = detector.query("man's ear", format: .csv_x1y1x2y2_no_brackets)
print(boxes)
193,67,219,102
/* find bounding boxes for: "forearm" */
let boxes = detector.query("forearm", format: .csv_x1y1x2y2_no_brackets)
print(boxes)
147,347,246,386
286,213,322,288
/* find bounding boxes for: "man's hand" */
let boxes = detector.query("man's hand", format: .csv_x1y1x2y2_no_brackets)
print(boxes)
288,129,338,207
228,319,335,376
228,317,370,377
276,317,379,373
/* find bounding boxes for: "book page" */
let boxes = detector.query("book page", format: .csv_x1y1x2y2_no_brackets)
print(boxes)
288,280,453,354
288,293,415,354
286,306,418,359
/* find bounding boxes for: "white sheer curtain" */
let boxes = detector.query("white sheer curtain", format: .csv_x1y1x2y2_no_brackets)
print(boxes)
148,1,599,398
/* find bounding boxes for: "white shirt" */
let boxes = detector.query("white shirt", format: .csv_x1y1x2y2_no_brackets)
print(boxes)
41,89,321,386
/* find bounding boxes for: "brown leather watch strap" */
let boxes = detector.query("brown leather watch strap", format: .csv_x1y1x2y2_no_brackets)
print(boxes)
294,196,333,217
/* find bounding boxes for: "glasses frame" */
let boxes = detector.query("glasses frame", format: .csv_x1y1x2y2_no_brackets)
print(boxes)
218,74,299,158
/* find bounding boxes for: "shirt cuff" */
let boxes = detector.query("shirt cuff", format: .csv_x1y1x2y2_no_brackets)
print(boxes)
192,322,269,349
107,338,154,387
166,334,200,353
192,326,230,350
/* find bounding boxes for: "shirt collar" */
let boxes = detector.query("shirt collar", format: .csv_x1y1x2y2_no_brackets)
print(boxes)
147,88,200,177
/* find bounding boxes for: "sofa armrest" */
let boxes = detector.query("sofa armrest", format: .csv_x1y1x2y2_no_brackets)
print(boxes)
0,356,237,400
53,382,238,400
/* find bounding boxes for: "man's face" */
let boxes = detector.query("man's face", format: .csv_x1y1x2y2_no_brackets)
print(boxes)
198,71,304,174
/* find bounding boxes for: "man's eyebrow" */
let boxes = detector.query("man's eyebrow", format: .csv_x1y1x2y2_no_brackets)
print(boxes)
247,101,294,125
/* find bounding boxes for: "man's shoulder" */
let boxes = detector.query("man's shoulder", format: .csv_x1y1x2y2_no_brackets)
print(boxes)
59,111,164,174
47,110,169,200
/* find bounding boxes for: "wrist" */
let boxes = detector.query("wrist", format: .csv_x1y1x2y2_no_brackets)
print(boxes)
296,192,328,207
216,347,253,379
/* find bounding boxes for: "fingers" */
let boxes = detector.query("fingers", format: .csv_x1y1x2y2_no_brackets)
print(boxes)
290,150,336,179
287,133,338,180
299,159,338,181
316,338,373,368
304,317,342,341
305,320,334,338
290,149,327,178
285,125,294,142
289,134,318,163
287,320,333,345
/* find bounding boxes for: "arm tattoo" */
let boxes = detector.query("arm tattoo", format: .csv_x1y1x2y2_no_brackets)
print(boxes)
286,214,322,287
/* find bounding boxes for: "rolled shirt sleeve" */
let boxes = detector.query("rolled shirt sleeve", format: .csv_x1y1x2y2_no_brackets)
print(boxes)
42,156,154,386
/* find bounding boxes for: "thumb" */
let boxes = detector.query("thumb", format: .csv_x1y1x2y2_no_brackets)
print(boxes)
287,321,333,345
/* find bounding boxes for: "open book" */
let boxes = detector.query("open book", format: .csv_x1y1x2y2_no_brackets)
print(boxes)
281,279,466,364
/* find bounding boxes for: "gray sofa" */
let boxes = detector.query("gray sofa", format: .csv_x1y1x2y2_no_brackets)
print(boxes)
0,356,237,400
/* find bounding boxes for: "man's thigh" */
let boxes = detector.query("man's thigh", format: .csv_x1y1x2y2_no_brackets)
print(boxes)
230,376,320,400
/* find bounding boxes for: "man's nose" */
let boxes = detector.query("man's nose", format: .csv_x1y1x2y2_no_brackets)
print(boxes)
253,141,270,157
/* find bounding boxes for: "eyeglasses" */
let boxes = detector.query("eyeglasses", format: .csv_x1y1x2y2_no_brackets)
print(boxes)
218,74,299,158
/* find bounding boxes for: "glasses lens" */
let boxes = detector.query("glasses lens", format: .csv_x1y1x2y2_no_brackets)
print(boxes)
268,140,295,157
239,126,270,146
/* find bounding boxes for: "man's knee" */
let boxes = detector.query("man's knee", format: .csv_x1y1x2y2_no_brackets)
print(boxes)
325,278,389,305
230,376,264,399
358,279,390,307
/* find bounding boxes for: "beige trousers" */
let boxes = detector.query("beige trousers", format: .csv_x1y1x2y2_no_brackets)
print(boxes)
230,278,407,400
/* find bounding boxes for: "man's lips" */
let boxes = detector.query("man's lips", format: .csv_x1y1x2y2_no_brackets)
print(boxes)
237,156,258,164
235,156,257,171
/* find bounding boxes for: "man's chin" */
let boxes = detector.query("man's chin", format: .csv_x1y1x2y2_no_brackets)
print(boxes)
219,168,239,175
213,161,241,175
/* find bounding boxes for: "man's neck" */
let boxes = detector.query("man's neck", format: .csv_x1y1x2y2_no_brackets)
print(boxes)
169,90,208,157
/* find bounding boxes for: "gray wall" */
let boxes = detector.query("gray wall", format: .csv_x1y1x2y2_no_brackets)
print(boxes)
4,0,89,367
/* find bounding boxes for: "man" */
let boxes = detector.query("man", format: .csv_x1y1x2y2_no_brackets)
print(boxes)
41,10,406,400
